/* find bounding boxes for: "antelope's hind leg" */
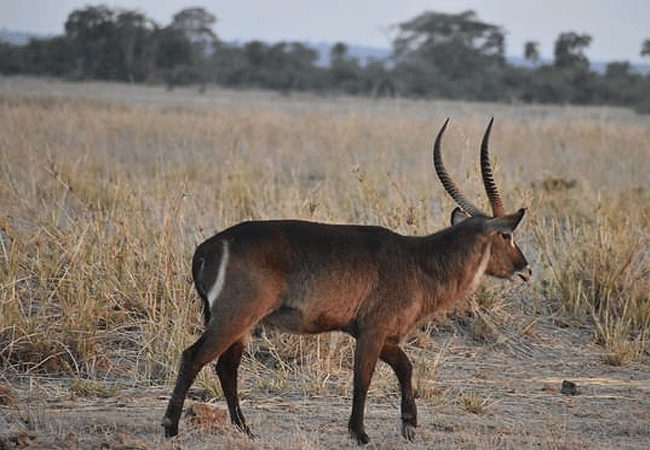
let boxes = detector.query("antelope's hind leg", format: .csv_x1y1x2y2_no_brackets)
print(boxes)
162,324,245,437
216,339,252,436
162,333,218,436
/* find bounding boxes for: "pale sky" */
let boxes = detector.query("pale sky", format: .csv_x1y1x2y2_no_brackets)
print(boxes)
1,0,649,64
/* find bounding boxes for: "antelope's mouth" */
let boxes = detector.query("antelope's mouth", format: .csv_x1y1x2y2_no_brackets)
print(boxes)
512,266,532,283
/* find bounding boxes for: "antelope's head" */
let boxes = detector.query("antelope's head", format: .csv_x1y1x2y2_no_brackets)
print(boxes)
433,118,531,283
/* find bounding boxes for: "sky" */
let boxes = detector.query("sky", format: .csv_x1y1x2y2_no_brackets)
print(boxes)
1,0,649,64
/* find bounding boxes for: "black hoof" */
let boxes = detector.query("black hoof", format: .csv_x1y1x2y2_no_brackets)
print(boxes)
349,428,370,445
402,422,416,441
161,416,178,438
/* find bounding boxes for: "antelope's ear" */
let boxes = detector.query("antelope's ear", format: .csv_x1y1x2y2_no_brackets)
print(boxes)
451,207,470,225
484,208,526,234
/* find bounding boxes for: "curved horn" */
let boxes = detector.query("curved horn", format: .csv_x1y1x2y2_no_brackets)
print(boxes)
433,118,485,217
480,118,505,217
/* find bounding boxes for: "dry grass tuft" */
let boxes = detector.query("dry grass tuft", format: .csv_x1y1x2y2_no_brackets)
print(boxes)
70,378,119,398
536,192,650,364
459,390,493,415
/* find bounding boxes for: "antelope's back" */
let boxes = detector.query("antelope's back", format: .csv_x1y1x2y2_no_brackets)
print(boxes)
195,220,407,333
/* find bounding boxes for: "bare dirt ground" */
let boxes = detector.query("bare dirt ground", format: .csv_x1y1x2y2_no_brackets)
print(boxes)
2,320,649,450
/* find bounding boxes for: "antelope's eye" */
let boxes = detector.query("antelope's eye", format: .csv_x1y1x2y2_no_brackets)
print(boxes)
501,232,511,240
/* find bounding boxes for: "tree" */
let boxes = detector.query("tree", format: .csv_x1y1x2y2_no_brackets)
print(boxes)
642,39,650,58
524,41,540,64
330,42,349,64
171,7,218,57
23,36,75,76
283,42,321,92
0,42,22,74
208,39,323,92
288,42,319,69
116,10,158,81
65,5,120,79
65,5,116,43
392,10,505,69
364,58,395,98
327,42,362,94
155,27,192,69
554,32,592,69
244,40,266,67
64,5,163,81
391,10,506,98
604,61,632,79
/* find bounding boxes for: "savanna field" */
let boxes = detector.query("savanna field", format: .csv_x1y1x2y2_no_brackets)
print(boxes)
1,76,649,449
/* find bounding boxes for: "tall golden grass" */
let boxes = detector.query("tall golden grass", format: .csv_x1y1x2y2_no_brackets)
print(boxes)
0,82,649,394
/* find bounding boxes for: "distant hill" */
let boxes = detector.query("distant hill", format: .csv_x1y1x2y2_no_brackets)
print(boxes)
0,28,54,45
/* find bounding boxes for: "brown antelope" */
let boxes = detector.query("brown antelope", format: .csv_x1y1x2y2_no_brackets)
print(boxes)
162,118,531,444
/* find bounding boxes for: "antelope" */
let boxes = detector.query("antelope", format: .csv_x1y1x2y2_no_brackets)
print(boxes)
162,118,531,444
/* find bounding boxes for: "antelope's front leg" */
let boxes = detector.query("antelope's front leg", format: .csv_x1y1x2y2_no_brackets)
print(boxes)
380,343,417,441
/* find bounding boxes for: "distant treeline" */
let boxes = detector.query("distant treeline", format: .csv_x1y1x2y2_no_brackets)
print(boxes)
2,6,650,114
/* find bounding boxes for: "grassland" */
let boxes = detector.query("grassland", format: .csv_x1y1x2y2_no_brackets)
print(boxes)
0,75,649,449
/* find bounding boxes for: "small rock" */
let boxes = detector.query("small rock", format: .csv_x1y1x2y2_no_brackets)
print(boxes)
560,380,578,395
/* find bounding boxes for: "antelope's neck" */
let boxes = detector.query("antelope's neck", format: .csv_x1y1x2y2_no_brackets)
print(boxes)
467,242,491,293
413,235,492,316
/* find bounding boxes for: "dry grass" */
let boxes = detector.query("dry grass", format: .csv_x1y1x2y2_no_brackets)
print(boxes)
458,390,493,415
1,76,650,448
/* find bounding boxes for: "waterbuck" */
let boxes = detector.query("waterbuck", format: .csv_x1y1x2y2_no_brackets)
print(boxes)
162,118,531,444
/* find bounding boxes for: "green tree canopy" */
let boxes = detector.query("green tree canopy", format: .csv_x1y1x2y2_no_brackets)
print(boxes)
171,7,217,57
330,42,349,63
390,10,506,98
642,39,650,58
64,5,123,79
64,5,164,81
524,41,540,63
554,32,592,69
115,10,158,81
604,61,632,79
392,10,506,76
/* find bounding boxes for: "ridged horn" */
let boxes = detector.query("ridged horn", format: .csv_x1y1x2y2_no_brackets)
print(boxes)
480,118,505,217
433,118,485,217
